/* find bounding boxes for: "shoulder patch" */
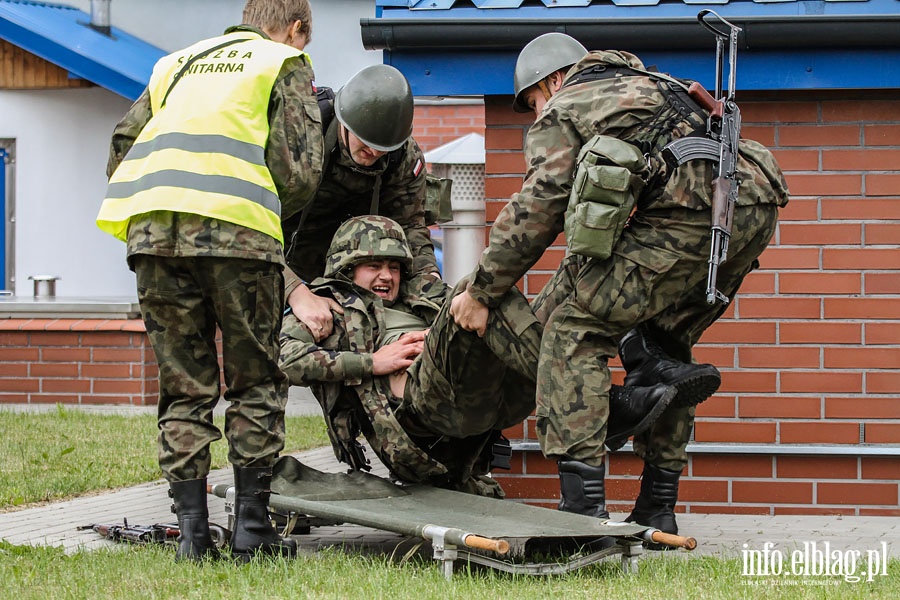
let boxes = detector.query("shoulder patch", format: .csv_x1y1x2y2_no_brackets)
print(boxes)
412,158,423,178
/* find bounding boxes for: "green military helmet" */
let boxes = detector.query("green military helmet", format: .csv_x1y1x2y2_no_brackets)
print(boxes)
324,215,414,278
513,32,587,113
334,64,414,152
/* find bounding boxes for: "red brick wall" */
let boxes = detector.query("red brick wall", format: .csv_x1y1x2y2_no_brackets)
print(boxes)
0,320,158,406
412,102,485,152
486,92,900,516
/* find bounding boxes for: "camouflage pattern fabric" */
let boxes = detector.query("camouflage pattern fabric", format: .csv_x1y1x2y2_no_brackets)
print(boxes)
534,204,779,469
467,50,788,308
134,255,288,481
281,98,437,292
323,215,413,278
405,280,540,439
125,212,285,270
464,49,788,470
279,274,457,486
279,217,540,495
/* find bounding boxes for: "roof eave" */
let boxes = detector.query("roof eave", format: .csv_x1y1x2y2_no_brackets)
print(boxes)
361,15,900,52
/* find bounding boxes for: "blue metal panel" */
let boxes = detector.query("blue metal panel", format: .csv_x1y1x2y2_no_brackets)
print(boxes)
411,0,457,8
471,1,526,8
386,47,900,95
0,1,164,100
540,1,593,6
385,49,516,95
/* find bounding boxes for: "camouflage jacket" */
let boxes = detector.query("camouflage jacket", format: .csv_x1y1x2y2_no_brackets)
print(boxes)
279,274,454,483
467,50,789,307
107,25,324,266
281,110,437,297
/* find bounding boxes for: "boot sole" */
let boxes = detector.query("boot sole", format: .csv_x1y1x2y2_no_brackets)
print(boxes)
625,367,721,409
668,370,721,408
605,386,676,452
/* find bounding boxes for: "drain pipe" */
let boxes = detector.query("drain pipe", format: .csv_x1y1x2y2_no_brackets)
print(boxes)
424,133,486,286
89,0,111,36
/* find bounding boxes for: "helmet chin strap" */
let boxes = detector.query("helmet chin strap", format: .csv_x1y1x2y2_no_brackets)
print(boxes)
537,79,554,102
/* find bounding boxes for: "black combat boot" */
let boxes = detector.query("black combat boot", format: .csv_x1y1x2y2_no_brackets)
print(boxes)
605,383,677,452
625,462,682,550
169,478,220,562
230,466,297,562
619,326,721,408
557,459,610,519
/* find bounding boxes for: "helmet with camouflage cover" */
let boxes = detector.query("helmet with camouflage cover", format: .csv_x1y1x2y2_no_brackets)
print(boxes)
334,64,414,152
513,32,587,113
324,215,413,278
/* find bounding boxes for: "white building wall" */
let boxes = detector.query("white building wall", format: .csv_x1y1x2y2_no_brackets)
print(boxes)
1,88,134,296
67,0,380,88
2,0,380,297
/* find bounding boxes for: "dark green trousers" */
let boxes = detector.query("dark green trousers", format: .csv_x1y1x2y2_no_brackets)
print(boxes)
134,255,288,482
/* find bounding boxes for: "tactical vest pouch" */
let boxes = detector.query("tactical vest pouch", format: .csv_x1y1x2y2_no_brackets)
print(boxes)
565,134,649,260
424,173,453,225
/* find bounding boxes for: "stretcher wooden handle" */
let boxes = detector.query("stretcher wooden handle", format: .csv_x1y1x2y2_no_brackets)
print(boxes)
649,530,697,550
464,534,510,555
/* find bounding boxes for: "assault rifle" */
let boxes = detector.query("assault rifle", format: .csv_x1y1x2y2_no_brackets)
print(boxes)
78,518,228,547
697,10,742,304
78,519,179,545
662,10,743,304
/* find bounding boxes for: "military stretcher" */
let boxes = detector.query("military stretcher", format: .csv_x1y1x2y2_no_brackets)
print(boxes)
209,455,696,578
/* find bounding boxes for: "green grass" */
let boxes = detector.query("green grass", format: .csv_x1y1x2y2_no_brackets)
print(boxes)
0,406,330,510
0,406,897,598
1,542,897,600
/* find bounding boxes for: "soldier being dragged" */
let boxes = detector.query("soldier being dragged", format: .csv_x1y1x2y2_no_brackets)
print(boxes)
279,216,674,497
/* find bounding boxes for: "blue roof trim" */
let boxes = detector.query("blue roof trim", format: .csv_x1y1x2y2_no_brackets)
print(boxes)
381,0,890,9
387,47,900,95
371,0,900,93
376,0,899,21
0,1,165,100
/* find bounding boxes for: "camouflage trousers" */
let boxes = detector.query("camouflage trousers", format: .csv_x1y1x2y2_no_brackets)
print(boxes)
404,282,541,439
531,204,779,470
133,255,289,482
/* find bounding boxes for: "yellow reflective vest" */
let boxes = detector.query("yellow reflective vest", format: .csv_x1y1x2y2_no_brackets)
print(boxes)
97,32,308,244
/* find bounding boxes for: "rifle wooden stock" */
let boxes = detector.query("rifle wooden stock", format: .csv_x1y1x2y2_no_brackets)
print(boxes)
710,177,733,234
688,82,722,118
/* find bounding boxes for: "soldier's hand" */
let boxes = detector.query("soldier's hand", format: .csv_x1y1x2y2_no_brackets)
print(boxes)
372,336,424,376
287,284,343,342
450,289,489,337
397,330,427,344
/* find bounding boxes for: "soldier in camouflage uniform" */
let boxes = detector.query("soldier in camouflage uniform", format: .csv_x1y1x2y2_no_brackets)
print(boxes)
279,216,537,497
281,64,440,342
280,215,671,497
451,33,789,540
96,0,323,562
